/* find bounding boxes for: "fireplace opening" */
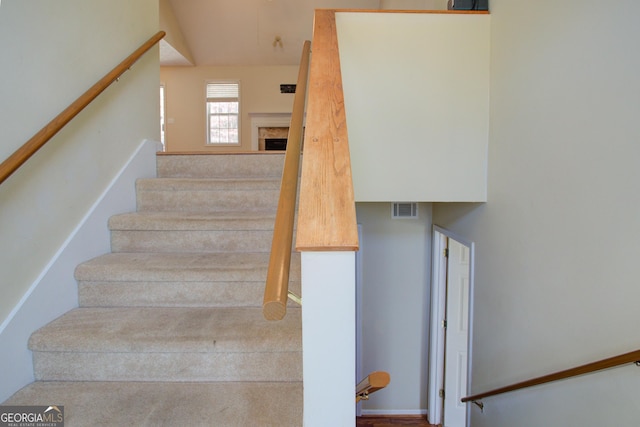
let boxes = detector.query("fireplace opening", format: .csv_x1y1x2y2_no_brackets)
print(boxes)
265,138,288,151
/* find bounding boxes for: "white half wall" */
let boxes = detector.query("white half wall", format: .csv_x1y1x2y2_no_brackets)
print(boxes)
301,251,356,427
336,12,489,202
0,140,159,402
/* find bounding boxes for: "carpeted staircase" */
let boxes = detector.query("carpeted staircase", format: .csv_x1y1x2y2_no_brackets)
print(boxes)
3,153,303,426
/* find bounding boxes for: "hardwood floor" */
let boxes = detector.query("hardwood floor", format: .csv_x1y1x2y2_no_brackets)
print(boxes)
356,415,439,427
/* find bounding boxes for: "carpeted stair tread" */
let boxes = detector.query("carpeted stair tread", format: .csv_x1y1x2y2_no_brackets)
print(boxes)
136,180,281,213
136,177,282,191
78,279,301,308
74,252,300,282
3,381,302,426
109,211,278,231
157,152,286,179
29,307,301,353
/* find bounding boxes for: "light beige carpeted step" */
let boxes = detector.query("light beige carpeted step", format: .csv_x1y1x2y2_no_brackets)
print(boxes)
30,307,302,382
157,152,285,179
136,178,281,213
109,212,280,253
78,278,301,308
76,252,301,307
3,381,302,426
75,252,300,283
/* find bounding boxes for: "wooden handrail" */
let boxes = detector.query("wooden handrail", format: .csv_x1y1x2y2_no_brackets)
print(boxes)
356,371,390,403
462,348,640,403
0,31,166,186
262,40,311,321
295,9,359,252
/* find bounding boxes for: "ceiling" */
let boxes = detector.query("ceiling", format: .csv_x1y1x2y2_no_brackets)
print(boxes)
161,0,448,66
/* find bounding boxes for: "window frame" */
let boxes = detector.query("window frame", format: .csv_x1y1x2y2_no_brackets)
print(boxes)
205,80,241,146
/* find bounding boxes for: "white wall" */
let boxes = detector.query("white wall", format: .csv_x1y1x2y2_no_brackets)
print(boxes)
0,140,159,402
337,12,489,202
0,0,159,337
433,0,640,425
159,0,194,65
160,65,298,151
357,202,432,414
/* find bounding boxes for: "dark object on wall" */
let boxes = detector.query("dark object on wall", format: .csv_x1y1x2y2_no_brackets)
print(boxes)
280,84,296,94
265,138,288,150
452,0,488,10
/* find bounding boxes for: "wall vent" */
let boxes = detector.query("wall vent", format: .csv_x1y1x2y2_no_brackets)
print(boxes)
392,202,418,219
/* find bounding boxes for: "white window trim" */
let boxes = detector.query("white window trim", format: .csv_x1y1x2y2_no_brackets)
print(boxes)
205,80,241,146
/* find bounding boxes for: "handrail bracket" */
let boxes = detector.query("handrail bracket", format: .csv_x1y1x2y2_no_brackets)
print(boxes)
288,291,302,306
472,400,484,412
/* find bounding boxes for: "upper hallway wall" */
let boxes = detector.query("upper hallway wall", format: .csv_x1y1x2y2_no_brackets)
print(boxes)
337,11,489,202
0,0,159,326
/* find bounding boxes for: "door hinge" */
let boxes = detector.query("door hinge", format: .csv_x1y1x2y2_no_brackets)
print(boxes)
439,389,445,399
443,248,449,258
441,319,447,329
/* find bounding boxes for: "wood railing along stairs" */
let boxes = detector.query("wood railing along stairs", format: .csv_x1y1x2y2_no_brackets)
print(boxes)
462,348,640,411
0,31,165,185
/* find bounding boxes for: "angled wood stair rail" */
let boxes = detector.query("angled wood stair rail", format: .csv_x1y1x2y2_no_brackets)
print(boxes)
356,371,390,403
0,30,166,186
462,348,640,409
262,40,311,321
294,9,359,252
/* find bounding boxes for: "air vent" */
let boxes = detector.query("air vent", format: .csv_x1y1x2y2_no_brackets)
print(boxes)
392,202,418,219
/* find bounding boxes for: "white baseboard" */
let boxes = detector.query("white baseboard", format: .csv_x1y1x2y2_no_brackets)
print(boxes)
360,409,429,416
0,139,159,403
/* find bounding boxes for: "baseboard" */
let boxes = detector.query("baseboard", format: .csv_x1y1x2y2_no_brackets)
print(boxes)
0,139,159,403
360,409,429,416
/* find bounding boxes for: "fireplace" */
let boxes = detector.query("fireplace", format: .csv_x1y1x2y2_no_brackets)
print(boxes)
258,126,288,151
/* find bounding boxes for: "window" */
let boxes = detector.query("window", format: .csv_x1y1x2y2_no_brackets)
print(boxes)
206,81,239,144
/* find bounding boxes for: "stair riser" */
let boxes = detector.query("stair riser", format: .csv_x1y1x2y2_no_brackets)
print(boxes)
137,190,280,213
78,280,302,308
75,266,300,283
33,351,302,382
157,154,285,179
111,230,276,253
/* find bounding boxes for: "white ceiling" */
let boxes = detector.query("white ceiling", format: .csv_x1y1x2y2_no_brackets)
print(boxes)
162,0,448,66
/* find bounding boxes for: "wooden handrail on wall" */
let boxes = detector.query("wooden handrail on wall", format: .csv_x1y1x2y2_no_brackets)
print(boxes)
462,348,640,404
295,9,359,252
262,40,311,321
0,30,166,186
356,371,390,403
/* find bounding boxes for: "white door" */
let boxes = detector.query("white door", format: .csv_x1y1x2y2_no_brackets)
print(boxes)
443,238,470,426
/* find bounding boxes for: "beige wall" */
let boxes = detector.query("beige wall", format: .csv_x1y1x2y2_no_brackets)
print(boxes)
337,12,489,202
357,202,432,413
0,0,159,327
433,0,640,425
160,65,299,151
159,0,194,65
